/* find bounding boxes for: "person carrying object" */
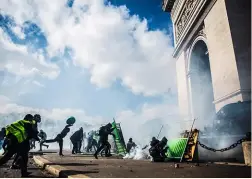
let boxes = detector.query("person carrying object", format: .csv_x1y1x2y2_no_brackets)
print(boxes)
94,123,115,159
149,137,168,162
41,117,75,156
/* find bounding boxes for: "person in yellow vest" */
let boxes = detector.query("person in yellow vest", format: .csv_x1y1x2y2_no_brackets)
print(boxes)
10,114,41,170
0,114,40,177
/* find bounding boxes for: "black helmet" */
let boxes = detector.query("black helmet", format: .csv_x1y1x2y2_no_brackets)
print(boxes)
34,114,41,123
24,114,34,121
152,137,156,141
129,138,132,141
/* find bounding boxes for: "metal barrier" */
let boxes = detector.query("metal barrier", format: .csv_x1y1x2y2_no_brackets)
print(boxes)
165,138,187,160
111,120,127,155
181,129,199,162
165,129,199,162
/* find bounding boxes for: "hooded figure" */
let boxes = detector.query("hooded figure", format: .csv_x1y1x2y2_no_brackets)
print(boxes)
149,137,168,162
38,129,49,151
126,138,136,153
70,127,83,154
94,123,115,159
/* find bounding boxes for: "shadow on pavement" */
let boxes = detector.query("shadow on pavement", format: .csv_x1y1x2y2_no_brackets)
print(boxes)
44,162,98,166
59,169,99,177
27,174,52,178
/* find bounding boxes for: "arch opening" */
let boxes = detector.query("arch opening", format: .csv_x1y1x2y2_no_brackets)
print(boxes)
188,40,215,127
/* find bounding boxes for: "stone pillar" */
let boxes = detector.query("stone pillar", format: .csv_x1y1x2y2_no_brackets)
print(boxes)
187,70,199,120
176,51,190,128
242,141,251,166
204,0,245,111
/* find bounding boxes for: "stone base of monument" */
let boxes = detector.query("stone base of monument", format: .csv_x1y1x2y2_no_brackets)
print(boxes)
198,136,245,163
242,141,251,166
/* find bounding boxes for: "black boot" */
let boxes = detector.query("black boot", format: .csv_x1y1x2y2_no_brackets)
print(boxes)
21,171,31,177
10,164,20,169
94,153,98,159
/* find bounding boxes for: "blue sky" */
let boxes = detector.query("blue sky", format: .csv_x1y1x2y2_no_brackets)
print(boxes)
0,0,176,124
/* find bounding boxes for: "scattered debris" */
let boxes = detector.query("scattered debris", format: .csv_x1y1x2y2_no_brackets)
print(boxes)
175,164,179,168
130,169,133,172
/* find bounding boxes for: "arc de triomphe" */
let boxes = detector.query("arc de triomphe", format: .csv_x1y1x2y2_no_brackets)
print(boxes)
162,0,251,126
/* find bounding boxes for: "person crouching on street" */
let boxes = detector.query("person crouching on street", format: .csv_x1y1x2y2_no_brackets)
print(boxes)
11,114,41,171
38,129,49,151
0,114,40,177
70,127,83,154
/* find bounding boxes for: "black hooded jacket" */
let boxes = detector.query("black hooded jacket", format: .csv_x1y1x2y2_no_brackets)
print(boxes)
70,129,83,141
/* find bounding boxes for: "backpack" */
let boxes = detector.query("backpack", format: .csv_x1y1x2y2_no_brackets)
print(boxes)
98,126,105,136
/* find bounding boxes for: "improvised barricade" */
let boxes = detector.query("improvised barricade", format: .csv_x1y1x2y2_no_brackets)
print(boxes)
111,119,127,155
165,129,199,162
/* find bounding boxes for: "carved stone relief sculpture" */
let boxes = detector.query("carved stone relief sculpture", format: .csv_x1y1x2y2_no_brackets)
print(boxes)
175,0,199,42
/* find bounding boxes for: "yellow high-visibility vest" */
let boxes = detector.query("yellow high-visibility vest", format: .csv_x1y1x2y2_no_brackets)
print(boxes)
6,120,33,143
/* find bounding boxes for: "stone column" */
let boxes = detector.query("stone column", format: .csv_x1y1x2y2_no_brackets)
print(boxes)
187,70,199,121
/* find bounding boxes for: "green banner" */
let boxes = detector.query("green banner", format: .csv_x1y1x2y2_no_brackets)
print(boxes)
112,121,127,155
165,138,187,159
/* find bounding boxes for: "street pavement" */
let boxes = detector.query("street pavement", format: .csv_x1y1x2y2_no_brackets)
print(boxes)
35,153,252,178
0,155,54,178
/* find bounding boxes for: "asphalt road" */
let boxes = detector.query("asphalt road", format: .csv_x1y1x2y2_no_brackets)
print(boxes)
0,156,54,178
39,154,252,178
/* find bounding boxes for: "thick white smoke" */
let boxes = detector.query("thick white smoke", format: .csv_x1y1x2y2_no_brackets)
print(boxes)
0,113,106,151
123,145,151,161
186,40,250,162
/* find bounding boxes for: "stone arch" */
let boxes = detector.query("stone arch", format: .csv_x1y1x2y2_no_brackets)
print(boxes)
186,35,215,127
187,35,208,74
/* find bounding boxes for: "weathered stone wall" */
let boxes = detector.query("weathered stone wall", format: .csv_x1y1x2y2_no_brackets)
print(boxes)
204,0,243,111
173,0,251,116
225,0,251,98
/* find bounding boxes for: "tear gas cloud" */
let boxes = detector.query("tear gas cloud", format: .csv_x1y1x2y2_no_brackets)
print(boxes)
186,44,250,161
123,146,151,161
0,50,248,160
0,113,106,150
